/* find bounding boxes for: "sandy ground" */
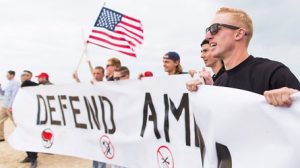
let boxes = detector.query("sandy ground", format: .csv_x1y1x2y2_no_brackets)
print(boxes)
0,101,93,168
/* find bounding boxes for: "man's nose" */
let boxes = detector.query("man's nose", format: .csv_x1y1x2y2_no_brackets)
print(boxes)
205,31,213,41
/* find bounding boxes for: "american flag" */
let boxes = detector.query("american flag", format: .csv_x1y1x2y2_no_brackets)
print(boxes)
87,7,144,57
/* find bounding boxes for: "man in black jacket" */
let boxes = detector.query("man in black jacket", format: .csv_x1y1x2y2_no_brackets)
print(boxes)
19,70,39,168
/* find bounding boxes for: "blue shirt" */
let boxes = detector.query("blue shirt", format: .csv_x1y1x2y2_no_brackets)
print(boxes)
0,79,20,108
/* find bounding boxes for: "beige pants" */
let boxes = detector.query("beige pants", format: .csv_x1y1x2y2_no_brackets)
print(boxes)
0,107,14,139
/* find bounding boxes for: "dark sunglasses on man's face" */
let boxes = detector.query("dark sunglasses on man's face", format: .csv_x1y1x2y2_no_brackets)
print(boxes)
113,75,126,81
206,23,240,35
106,64,114,68
21,74,29,77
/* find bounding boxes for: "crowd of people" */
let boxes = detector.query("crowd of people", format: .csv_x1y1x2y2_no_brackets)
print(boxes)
0,6,300,168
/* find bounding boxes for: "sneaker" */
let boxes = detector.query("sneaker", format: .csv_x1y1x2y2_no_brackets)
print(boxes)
20,157,31,163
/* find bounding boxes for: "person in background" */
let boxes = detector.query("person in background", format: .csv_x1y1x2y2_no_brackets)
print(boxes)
113,66,130,81
189,39,225,84
138,71,154,80
73,66,105,84
106,57,121,81
163,51,185,75
0,70,19,142
35,72,53,85
19,70,39,168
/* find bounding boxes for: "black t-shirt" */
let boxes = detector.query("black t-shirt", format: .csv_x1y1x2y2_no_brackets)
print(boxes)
214,55,300,95
212,66,225,82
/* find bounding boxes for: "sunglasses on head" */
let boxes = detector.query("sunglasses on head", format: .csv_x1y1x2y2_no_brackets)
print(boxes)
206,23,240,35
113,74,127,81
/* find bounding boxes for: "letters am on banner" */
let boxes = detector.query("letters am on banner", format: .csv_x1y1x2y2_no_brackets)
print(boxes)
9,75,203,168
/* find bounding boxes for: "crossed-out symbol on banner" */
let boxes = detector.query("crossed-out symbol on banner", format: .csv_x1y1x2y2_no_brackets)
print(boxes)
100,135,115,159
102,141,112,156
157,146,174,168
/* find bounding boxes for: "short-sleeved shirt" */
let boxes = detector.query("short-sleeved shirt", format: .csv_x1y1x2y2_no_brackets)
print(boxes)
214,55,300,95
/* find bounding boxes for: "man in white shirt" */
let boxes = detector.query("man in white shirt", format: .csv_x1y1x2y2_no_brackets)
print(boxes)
0,70,19,141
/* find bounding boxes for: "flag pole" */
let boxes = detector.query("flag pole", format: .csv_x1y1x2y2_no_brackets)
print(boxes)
75,42,88,72
81,29,94,75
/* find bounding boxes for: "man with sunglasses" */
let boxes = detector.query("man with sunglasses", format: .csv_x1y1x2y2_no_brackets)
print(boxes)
186,7,300,168
106,57,121,81
187,7,300,107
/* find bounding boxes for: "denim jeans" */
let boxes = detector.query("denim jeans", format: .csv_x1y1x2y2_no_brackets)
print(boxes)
92,160,106,168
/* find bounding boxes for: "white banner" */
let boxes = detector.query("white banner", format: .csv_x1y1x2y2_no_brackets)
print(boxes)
9,75,300,168
10,75,203,168
190,86,300,168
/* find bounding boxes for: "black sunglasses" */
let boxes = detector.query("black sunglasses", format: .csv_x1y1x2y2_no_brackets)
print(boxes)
206,23,240,35
113,75,126,81
106,64,113,68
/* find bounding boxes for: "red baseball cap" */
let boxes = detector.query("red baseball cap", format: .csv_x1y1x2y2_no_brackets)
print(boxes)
144,71,153,77
35,72,49,79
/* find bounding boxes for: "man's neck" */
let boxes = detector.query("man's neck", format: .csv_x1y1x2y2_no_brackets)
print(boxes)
211,62,223,75
168,72,175,75
223,47,249,70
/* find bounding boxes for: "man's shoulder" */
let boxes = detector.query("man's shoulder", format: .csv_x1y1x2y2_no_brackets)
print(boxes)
11,80,20,86
21,80,38,87
249,56,286,72
252,56,284,67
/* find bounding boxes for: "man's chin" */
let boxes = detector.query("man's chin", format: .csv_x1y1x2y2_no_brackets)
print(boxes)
211,52,221,59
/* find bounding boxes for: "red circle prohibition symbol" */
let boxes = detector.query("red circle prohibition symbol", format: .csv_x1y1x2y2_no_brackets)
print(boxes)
41,128,54,148
100,135,115,159
157,145,174,168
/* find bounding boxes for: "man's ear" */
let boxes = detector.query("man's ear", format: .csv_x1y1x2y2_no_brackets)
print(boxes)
235,29,247,40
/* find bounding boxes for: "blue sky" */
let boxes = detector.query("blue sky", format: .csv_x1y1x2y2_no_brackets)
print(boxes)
0,0,299,85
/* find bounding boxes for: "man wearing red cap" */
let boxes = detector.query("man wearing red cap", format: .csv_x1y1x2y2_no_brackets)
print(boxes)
35,72,53,85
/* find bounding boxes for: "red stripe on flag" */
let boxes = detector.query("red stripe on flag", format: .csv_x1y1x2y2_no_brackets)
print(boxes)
123,15,141,24
115,30,142,45
117,24,143,39
89,35,132,49
119,21,143,33
91,30,136,47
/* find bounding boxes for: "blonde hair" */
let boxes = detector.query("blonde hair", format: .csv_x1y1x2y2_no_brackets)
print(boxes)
217,7,253,46
175,64,183,74
108,57,121,68
115,66,130,77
